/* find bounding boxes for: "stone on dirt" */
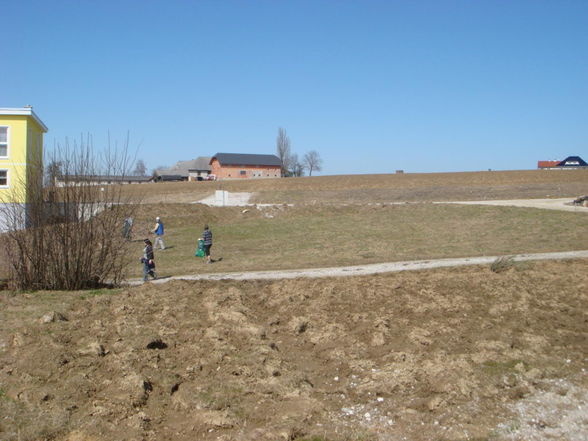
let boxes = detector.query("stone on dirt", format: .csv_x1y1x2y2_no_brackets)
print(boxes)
290,317,309,334
426,395,445,411
40,311,68,323
79,342,107,357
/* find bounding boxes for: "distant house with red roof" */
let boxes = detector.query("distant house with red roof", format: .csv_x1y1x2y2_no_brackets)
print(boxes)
538,156,587,169
537,160,560,169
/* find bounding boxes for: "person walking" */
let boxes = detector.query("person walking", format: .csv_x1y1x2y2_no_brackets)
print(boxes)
122,216,133,240
202,224,213,264
151,216,165,250
141,238,157,281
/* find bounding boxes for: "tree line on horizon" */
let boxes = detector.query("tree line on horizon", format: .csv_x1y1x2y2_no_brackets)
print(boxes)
140,127,323,179
275,127,322,177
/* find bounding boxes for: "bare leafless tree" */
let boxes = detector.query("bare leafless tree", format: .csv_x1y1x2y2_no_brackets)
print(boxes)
276,127,292,177
303,150,323,176
133,159,147,176
151,164,169,177
290,153,305,177
0,135,140,290
44,160,63,187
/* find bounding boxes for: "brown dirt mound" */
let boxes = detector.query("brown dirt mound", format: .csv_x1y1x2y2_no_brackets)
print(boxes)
1,259,587,441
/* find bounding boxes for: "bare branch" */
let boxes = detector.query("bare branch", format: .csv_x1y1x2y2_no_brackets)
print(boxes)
276,127,292,177
0,135,140,290
303,150,323,176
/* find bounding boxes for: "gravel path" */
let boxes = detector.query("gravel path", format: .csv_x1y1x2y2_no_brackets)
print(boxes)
197,192,587,212
437,197,588,213
128,250,588,285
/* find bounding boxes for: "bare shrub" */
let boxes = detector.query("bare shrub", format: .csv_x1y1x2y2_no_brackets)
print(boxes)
0,136,140,290
490,256,516,273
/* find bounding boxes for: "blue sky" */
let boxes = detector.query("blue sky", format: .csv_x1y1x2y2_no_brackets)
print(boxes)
4,0,587,175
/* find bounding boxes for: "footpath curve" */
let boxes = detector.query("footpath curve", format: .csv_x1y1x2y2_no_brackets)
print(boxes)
128,250,588,285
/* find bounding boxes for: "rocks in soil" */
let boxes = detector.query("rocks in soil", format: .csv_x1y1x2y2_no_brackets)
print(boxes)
371,331,386,346
40,311,68,323
424,395,445,411
129,411,151,430
12,333,26,347
290,317,309,334
170,382,204,410
117,374,152,407
79,342,108,357
524,368,543,383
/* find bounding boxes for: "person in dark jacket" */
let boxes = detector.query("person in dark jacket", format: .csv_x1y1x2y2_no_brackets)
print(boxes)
202,224,213,264
141,238,157,281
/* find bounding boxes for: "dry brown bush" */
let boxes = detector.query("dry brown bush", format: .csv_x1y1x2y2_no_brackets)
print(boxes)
490,256,516,273
0,138,139,290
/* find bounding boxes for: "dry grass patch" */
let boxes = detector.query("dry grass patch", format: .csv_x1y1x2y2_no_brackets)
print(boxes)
120,169,588,204
124,203,587,279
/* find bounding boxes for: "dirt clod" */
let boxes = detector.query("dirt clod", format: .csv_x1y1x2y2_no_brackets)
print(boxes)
40,311,68,323
145,338,168,349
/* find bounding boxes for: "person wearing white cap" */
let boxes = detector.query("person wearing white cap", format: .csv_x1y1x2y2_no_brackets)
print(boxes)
151,216,166,250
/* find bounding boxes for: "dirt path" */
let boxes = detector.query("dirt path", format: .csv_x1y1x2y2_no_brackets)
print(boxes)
437,197,588,212
196,191,588,212
128,250,588,285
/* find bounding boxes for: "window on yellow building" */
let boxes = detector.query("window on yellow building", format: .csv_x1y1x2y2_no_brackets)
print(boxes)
0,127,8,157
0,170,8,187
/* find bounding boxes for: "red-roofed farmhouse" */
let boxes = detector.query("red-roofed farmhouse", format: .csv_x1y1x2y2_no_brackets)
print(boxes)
210,153,282,180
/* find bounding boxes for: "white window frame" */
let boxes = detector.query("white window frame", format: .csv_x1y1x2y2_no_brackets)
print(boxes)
0,169,8,188
0,126,8,159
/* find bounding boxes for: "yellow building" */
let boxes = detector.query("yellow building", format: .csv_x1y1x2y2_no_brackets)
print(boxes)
0,106,48,229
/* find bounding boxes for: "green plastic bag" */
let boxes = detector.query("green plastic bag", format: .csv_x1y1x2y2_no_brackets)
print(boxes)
195,239,205,257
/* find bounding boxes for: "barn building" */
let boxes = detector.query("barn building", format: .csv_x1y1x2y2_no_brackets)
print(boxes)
209,153,282,180
154,156,212,182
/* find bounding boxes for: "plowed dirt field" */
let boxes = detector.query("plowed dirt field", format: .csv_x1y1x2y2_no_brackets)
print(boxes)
2,259,587,441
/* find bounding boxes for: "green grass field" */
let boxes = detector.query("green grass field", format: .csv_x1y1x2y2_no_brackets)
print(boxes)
2,170,586,281
127,203,588,279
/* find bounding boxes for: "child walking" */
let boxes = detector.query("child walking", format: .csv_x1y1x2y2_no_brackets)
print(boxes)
202,224,213,264
141,238,157,281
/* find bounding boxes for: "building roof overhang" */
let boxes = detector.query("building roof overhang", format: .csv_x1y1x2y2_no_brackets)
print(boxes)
0,107,49,132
